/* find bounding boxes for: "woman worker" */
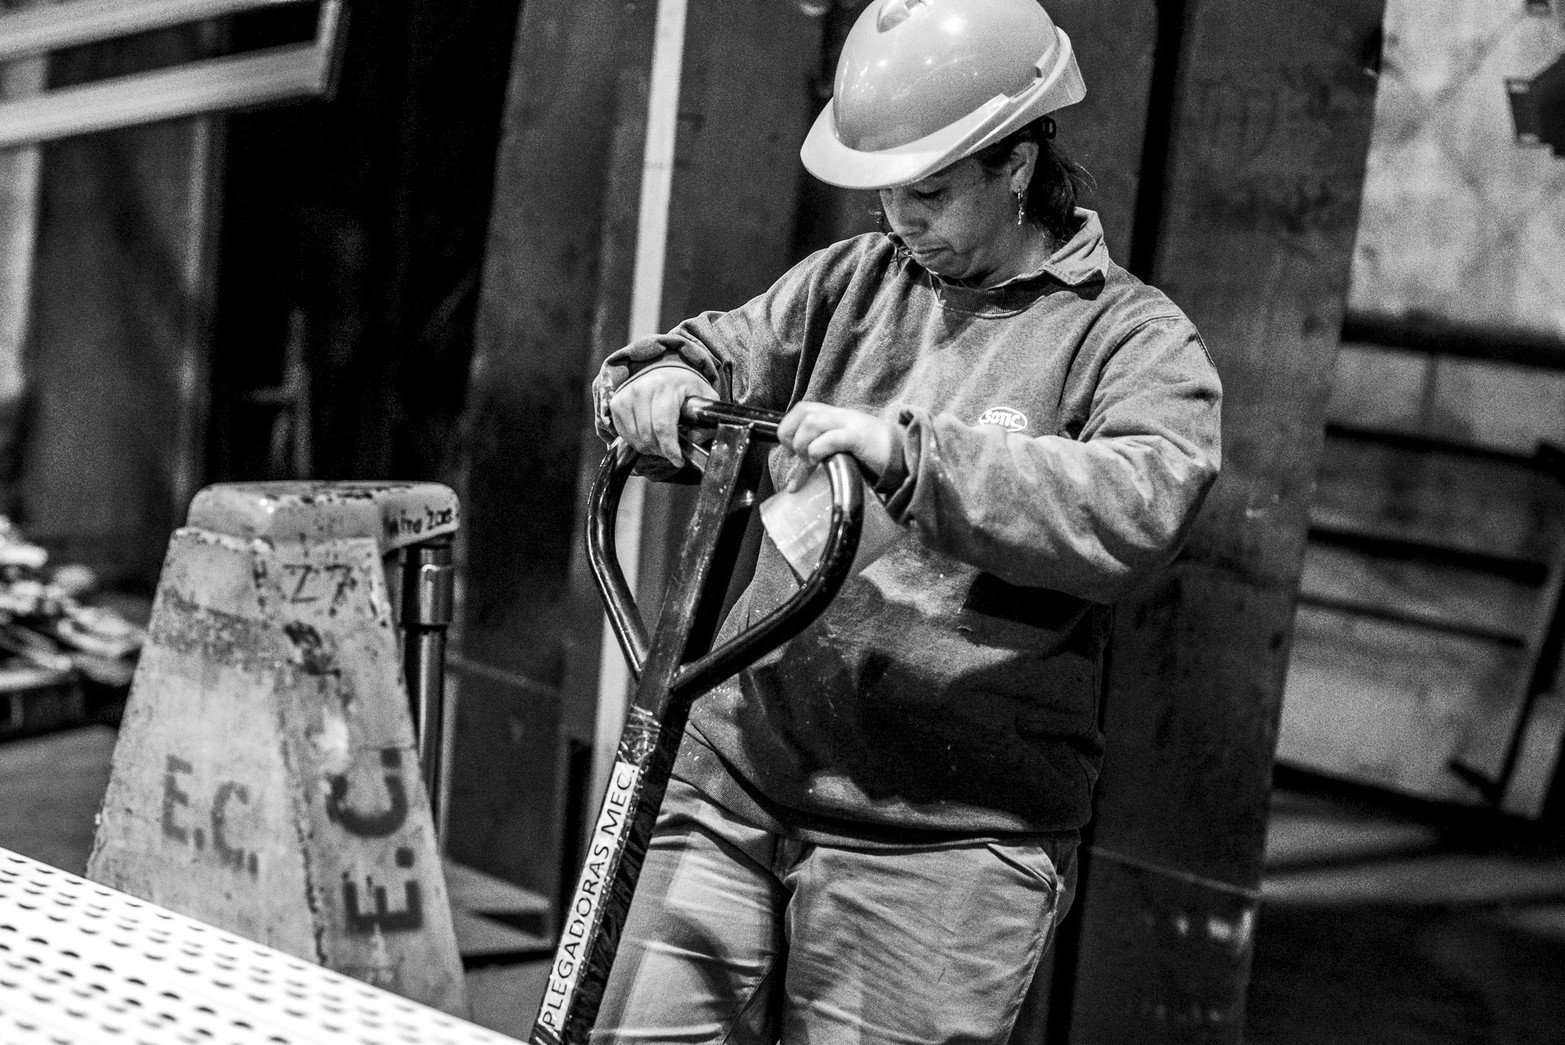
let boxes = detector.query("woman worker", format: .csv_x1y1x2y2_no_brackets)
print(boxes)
591,0,1222,1041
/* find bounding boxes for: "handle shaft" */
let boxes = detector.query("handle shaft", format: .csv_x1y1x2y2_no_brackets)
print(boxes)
553,403,866,1044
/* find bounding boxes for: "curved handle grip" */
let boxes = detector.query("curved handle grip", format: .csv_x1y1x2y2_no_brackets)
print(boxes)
586,438,653,680
585,400,863,691
671,452,860,700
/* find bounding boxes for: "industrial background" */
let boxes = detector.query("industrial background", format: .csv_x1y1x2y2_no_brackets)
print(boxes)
0,0,1563,1042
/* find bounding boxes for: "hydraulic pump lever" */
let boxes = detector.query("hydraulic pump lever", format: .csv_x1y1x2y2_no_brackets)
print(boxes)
530,399,863,1045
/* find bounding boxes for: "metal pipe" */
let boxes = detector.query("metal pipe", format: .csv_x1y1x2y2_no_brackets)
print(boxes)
402,534,454,829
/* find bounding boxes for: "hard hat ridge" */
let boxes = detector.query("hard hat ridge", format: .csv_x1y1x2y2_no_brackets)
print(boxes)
800,0,1087,190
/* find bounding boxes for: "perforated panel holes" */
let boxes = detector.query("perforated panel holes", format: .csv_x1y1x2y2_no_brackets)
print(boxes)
0,849,516,1044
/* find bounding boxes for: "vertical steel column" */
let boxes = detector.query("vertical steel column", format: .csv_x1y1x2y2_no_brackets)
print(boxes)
1050,1,1388,1042
403,534,455,828
456,0,659,904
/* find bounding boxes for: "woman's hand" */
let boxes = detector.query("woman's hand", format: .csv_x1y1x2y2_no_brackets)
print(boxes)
777,402,895,486
608,366,719,467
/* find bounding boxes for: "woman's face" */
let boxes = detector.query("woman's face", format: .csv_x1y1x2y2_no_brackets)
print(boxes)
878,150,1033,287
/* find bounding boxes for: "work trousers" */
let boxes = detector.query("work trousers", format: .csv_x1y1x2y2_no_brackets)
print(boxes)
592,778,1076,1045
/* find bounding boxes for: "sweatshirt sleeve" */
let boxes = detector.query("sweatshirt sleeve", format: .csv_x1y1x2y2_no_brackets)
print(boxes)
591,240,863,443
885,316,1222,602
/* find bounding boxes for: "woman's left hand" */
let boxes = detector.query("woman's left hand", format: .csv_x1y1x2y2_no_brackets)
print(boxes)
777,402,896,486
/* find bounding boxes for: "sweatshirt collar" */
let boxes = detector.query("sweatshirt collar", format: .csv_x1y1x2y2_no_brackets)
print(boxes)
889,207,1109,292
1039,208,1111,288
986,208,1109,290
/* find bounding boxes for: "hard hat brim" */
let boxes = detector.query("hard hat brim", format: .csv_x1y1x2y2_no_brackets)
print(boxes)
800,25,1087,191
800,105,967,190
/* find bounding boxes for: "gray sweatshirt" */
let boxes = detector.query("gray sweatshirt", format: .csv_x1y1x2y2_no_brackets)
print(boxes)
594,210,1221,838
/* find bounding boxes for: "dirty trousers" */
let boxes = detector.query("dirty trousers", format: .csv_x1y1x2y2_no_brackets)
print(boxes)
591,777,1076,1045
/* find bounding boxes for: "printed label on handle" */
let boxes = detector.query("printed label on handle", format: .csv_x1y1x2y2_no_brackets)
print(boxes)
533,759,643,1041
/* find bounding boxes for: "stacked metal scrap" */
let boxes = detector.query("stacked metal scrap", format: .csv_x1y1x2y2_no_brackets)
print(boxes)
0,516,145,692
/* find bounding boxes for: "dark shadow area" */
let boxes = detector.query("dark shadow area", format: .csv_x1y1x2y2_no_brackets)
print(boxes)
1249,770,1565,1045
210,0,523,485
1248,902,1565,1045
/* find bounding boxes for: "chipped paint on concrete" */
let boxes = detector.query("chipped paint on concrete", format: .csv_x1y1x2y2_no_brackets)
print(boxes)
187,481,460,556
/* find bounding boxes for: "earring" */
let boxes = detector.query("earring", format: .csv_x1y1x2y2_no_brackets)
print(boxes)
1015,189,1026,227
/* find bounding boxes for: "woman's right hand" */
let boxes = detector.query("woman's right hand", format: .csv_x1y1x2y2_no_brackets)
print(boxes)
607,365,719,468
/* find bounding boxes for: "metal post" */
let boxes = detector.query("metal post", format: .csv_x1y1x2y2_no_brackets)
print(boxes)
402,534,455,828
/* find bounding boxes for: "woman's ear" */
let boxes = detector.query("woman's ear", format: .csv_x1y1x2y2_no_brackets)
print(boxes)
1008,140,1040,195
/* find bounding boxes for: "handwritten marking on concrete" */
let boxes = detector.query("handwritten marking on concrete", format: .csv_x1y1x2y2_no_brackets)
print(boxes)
281,563,357,611
383,504,456,543
342,873,425,934
159,755,260,878
325,748,410,839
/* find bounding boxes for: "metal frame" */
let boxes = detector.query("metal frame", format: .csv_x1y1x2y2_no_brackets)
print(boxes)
0,0,346,150
1449,535,1565,808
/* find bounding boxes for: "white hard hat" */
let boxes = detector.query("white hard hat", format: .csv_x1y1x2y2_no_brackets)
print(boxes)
800,0,1087,190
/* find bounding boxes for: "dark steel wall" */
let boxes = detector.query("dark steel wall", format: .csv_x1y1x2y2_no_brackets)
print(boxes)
1055,1,1388,1041
211,0,522,486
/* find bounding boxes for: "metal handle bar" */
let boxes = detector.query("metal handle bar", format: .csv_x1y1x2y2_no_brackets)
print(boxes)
535,400,864,1044
586,396,863,700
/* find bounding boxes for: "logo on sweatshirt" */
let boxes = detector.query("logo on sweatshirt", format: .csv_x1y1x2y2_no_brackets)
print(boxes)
977,406,1028,432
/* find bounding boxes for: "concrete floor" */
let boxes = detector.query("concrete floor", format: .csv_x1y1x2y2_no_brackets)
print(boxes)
3,726,1564,1043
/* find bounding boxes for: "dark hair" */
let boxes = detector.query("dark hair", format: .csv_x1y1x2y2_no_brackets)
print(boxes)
972,118,1092,241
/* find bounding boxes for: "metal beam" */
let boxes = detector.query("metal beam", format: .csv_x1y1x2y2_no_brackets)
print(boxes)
0,0,312,63
0,0,342,149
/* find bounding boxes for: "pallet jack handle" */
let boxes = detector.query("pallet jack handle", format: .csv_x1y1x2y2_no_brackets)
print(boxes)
531,398,864,1045
587,396,863,696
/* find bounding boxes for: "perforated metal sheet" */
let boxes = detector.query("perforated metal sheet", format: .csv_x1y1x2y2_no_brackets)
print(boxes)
0,847,519,1044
